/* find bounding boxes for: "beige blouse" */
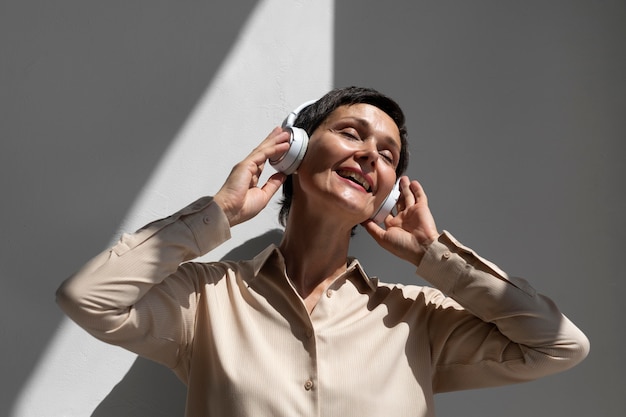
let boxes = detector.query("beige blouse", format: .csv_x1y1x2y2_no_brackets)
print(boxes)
57,197,589,417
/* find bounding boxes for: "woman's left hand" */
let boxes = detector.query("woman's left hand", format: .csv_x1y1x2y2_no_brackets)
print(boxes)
361,176,440,266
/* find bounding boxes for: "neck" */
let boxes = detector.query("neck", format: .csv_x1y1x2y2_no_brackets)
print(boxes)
279,209,353,299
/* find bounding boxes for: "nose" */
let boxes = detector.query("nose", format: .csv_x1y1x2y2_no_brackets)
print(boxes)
355,141,378,166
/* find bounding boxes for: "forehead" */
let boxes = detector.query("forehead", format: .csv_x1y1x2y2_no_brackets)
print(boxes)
322,104,402,147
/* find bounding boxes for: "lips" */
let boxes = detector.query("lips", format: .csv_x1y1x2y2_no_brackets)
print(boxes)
336,169,372,192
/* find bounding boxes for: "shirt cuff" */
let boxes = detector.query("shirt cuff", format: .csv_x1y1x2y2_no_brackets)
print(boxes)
181,198,231,255
416,230,524,296
112,197,231,258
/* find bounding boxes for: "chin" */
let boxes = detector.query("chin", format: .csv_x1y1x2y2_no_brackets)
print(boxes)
336,198,374,222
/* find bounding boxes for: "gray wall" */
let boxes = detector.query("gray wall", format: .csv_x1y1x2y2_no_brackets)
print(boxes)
2,1,624,416
341,2,625,416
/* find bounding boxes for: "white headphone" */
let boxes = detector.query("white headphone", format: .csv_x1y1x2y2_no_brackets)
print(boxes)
270,100,401,223
269,99,317,175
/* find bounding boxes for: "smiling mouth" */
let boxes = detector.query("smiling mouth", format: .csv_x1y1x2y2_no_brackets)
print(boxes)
336,169,372,192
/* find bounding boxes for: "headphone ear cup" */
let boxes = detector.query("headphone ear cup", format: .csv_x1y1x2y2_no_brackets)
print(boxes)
370,179,401,223
269,127,309,175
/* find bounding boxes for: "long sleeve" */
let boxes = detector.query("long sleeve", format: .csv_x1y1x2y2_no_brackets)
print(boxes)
56,197,231,374
415,231,589,392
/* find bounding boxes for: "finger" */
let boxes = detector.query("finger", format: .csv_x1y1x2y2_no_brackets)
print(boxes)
260,172,287,198
361,219,385,242
410,180,428,205
399,176,415,207
261,126,291,149
250,128,291,165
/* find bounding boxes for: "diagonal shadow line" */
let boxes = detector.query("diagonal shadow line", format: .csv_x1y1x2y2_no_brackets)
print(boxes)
90,230,284,417
2,2,260,416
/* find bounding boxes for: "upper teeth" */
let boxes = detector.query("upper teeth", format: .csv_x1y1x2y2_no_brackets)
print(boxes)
338,170,371,192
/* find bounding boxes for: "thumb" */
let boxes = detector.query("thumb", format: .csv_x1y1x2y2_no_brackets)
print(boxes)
260,172,287,199
361,219,385,243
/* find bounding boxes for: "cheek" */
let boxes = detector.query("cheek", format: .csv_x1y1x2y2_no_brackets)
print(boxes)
301,138,346,172
377,167,398,197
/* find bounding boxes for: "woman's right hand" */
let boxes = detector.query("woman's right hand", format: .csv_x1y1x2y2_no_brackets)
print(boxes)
213,127,290,227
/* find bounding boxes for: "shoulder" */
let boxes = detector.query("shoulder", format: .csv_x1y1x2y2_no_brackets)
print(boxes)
175,257,253,287
372,280,459,310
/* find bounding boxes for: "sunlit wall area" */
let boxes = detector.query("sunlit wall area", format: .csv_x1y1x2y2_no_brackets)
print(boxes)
4,1,333,416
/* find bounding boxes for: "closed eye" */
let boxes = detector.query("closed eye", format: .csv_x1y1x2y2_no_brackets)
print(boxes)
379,149,395,164
334,128,396,165
339,128,360,140
328,115,401,168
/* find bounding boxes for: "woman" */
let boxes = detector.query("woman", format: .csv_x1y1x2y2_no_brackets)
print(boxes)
57,86,589,417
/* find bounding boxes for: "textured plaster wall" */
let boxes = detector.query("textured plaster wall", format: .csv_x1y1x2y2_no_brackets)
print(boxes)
2,1,624,416
3,1,333,416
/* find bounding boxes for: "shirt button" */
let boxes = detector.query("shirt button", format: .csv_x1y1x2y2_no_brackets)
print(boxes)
326,289,333,298
304,379,314,390
442,251,451,260
203,216,211,224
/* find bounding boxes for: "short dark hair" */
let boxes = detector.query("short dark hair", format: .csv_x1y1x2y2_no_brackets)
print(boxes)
278,86,409,227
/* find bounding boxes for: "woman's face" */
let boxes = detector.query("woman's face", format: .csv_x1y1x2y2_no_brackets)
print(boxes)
294,103,402,222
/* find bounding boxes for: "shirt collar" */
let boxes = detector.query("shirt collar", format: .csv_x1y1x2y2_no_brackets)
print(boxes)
251,244,378,292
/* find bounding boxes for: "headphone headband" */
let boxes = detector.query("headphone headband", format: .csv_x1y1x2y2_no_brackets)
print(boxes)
282,99,318,128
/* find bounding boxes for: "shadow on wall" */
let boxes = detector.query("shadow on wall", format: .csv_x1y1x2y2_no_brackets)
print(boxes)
91,229,284,417
1,1,259,415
